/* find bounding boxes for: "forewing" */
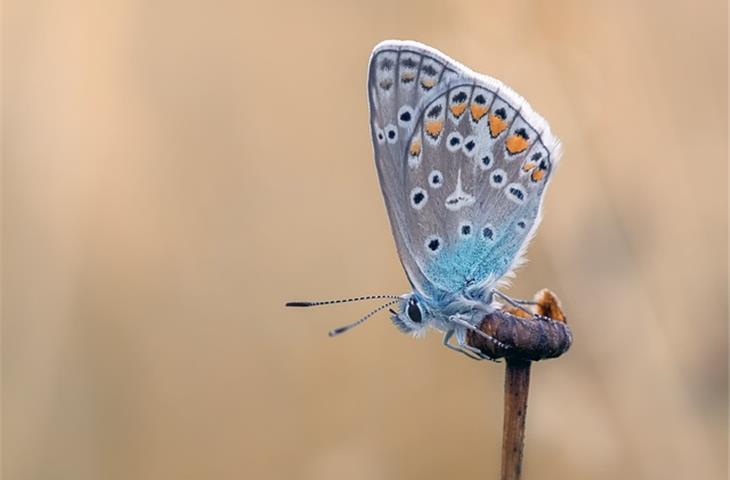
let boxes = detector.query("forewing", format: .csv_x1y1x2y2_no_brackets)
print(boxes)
367,41,459,298
367,40,561,298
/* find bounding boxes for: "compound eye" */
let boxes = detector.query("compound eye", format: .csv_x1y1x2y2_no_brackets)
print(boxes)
407,298,422,324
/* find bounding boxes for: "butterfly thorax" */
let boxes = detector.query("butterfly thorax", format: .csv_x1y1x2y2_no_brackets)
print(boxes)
392,288,495,336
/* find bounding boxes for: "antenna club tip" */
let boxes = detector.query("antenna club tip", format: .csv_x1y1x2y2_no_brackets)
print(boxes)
286,301,312,307
329,327,348,336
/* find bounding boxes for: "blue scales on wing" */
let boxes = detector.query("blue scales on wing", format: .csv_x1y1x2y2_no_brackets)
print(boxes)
367,40,561,301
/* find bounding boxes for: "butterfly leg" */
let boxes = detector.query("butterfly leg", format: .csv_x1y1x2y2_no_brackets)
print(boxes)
448,314,511,352
442,329,500,361
492,290,536,317
442,329,484,361
461,341,501,362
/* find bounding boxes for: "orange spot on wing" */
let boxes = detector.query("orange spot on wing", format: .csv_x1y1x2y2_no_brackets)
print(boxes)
521,161,537,172
421,78,435,89
450,103,467,118
506,135,530,155
488,113,507,138
409,139,421,156
401,72,416,82
470,104,488,122
531,168,545,182
424,120,444,139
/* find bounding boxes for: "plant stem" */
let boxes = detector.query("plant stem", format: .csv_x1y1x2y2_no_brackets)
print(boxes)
501,359,532,480
465,289,571,479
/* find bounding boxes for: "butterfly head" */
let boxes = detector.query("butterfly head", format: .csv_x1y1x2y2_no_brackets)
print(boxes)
390,294,431,336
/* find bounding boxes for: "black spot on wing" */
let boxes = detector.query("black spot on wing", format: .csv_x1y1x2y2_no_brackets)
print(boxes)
428,170,443,188
452,91,468,103
422,64,438,76
427,104,443,118
509,186,524,201
401,57,418,69
482,226,494,241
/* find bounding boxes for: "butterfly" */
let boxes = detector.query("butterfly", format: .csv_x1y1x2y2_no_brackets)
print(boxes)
287,40,561,360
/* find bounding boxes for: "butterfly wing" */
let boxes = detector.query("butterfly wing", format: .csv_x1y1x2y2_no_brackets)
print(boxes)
367,41,459,298
367,40,561,299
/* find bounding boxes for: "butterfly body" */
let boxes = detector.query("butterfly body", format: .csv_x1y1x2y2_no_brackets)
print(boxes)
391,289,495,342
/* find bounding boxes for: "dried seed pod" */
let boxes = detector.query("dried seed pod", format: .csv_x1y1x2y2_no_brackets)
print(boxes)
467,289,572,361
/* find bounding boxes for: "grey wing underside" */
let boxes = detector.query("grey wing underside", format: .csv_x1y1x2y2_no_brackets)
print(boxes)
367,40,561,299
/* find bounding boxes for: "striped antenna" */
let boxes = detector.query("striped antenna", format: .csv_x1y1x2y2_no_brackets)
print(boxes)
286,294,400,308
328,299,401,337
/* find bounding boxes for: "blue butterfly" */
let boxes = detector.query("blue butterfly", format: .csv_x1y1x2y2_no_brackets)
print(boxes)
288,40,561,360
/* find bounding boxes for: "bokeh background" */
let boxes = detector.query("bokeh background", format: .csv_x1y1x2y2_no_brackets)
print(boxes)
3,1,728,479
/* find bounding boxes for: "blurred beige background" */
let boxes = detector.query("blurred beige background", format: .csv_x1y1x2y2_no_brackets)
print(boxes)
3,1,727,479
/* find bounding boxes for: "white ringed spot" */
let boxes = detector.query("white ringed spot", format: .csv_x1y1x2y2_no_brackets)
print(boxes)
505,182,527,205
428,170,443,189
459,221,474,238
490,169,507,188
384,124,398,144
410,187,428,210
397,105,415,129
374,125,385,144
482,224,495,241
461,136,477,157
478,153,493,170
425,235,443,254
446,132,463,152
